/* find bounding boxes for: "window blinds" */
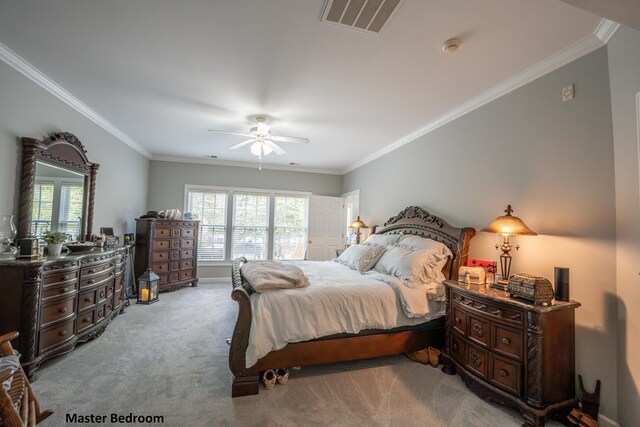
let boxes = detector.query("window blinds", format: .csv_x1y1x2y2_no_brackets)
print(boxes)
186,189,227,261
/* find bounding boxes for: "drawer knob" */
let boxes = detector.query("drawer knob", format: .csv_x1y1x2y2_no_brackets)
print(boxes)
499,369,508,378
85,298,92,303
61,287,69,293
452,343,458,351
59,330,67,337
455,317,461,324
83,318,89,323
501,337,511,345
59,307,68,313
88,269,95,274
470,351,482,367
472,323,484,337
88,280,95,285
63,275,70,280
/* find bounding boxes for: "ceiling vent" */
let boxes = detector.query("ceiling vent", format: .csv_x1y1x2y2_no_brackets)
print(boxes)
321,0,406,34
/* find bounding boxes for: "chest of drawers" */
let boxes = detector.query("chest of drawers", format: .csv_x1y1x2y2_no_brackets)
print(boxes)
442,280,580,427
135,219,199,292
0,248,128,380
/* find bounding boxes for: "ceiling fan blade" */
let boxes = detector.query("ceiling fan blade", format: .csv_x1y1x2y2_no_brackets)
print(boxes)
208,130,253,138
271,135,310,144
265,140,285,155
228,139,256,150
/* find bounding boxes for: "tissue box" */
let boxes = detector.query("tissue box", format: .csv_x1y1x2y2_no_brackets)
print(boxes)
458,266,486,284
508,273,554,305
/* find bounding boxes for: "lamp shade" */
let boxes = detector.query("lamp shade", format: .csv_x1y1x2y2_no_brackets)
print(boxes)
349,216,368,230
481,205,537,236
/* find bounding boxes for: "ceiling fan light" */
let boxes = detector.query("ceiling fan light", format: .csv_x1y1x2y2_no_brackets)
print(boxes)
257,122,271,136
250,141,262,156
261,142,273,156
250,141,274,157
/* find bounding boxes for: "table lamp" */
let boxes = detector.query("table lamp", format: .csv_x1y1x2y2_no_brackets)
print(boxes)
349,216,369,244
481,205,537,290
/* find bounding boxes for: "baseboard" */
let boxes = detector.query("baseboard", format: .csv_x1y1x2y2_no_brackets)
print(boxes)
197,277,231,284
599,413,619,427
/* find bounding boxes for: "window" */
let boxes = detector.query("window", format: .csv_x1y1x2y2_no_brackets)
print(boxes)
31,182,54,236
232,193,270,260
185,185,309,263
186,189,227,261
31,178,84,239
273,195,308,260
58,183,84,237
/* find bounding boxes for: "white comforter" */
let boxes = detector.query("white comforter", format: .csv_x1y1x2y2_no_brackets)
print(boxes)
245,261,446,367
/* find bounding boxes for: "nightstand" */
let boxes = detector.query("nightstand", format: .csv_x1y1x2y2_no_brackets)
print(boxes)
441,280,580,427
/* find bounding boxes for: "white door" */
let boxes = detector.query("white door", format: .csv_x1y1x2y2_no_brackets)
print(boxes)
307,195,344,261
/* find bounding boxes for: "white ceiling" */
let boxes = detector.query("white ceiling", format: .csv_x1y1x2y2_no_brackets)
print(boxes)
0,0,605,173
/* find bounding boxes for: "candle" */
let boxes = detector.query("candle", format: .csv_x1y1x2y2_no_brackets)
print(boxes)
141,288,149,301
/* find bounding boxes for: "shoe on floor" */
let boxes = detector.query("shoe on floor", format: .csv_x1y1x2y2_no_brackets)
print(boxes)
262,370,277,390
405,348,429,365
275,368,289,385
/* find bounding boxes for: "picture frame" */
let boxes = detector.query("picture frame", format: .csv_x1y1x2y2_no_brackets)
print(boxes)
100,227,114,236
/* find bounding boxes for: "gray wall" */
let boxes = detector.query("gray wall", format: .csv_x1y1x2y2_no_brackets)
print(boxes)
608,26,640,427
343,47,619,421
0,60,150,238
147,160,343,277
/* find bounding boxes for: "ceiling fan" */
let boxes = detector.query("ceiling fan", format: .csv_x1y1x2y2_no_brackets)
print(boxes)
208,116,310,158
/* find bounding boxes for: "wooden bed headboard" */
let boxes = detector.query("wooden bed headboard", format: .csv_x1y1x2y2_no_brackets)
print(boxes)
372,206,476,281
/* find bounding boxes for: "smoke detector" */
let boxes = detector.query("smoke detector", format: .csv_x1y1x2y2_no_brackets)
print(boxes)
442,38,460,54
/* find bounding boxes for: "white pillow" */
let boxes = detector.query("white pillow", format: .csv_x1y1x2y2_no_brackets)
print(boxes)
425,252,449,280
373,245,450,284
335,244,386,273
373,246,429,284
364,234,401,247
397,235,453,257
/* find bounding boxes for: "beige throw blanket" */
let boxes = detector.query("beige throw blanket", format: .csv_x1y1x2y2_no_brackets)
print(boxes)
241,261,309,292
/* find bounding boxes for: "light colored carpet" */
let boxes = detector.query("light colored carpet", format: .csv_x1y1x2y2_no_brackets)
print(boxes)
32,282,559,426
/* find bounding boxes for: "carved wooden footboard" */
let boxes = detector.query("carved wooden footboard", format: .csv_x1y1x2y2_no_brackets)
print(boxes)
228,206,476,397
229,257,261,396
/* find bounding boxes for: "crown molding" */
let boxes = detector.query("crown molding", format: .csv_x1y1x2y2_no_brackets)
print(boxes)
342,25,611,174
0,41,152,159
152,155,343,175
594,19,621,43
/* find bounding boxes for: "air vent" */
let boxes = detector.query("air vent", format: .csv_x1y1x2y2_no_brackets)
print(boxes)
321,0,405,34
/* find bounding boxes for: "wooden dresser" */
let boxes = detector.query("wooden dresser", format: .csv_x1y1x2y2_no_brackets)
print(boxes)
0,248,128,379
442,280,580,426
134,219,199,292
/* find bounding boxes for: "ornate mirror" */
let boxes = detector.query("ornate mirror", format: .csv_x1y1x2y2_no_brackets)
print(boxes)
17,132,99,241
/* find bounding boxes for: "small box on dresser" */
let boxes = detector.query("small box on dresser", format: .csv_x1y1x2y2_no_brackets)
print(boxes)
135,218,200,292
441,280,581,427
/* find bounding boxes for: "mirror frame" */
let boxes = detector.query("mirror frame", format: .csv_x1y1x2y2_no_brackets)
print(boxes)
18,132,99,241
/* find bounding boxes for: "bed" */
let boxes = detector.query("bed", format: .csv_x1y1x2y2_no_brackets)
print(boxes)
228,206,475,397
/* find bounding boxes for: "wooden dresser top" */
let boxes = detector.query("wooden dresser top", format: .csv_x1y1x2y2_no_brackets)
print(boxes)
443,280,581,313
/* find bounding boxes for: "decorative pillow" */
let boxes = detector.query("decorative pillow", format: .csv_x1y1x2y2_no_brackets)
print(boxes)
336,244,386,273
397,235,453,257
364,234,401,247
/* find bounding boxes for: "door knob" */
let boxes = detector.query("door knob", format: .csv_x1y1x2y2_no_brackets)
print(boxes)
308,240,312,244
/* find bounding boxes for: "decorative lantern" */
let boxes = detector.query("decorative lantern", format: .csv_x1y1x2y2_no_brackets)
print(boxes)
137,268,159,305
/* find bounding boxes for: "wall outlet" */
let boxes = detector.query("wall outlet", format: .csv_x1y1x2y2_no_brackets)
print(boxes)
562,84,575,102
